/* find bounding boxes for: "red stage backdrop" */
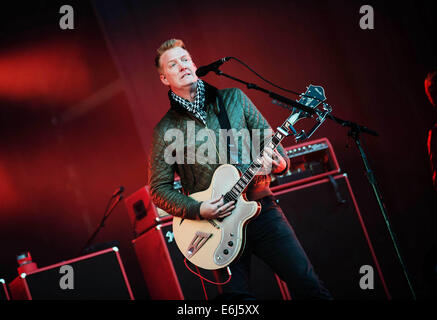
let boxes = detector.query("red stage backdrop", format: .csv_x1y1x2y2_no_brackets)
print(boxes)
0,0,436,299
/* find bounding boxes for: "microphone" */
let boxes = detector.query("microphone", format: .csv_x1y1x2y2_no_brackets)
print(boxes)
195,57,231,77
112,186,124,197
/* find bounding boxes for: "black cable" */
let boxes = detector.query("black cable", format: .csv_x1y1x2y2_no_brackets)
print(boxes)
228,56,325,102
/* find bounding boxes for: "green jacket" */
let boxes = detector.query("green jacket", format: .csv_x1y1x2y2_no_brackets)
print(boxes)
147,82,290,220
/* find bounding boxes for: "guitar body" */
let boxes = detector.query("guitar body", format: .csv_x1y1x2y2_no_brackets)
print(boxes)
172,164,261,270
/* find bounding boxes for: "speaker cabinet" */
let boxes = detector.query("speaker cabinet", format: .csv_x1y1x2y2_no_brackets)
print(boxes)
8,248,134,300
133,221,290,300
273,173,391,299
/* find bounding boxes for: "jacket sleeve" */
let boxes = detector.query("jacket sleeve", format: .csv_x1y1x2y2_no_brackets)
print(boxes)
238,89,290,175
147,124,202,220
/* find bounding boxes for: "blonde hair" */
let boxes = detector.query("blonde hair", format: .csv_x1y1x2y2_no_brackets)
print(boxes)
155,39,186,72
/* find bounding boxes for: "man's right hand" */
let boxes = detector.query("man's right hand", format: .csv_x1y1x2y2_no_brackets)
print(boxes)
199,195,235,220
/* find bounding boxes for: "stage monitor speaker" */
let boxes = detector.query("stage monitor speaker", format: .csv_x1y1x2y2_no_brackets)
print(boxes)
133,221,290,300
124,179,184,237
273,173,391,299
8,247,134,300
124,185,172,237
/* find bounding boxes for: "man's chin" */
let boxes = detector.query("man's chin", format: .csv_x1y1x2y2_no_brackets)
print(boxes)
182,78,199,87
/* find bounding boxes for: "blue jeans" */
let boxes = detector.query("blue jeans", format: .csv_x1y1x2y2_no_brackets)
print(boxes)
216,195,333,300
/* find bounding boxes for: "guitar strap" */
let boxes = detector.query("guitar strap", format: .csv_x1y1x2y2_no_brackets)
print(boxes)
216,94,238,164
216,94,231,130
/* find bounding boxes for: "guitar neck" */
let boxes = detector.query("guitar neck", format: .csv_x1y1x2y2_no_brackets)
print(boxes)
223,84,327,203
224,121,290,203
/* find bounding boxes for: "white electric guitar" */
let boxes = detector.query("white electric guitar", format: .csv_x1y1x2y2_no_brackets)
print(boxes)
172,85,329,270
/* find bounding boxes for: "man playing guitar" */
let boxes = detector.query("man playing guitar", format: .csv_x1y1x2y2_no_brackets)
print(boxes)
148,39,332,300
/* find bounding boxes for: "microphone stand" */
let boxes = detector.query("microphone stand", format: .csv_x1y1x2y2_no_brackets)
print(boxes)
79,194,124,256
210,68,417,300
328,115,416,300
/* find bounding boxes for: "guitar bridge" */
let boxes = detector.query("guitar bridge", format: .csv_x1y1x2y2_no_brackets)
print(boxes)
186,231,213,259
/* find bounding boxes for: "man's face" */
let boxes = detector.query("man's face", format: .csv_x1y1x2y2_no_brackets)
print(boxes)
159,46,198,91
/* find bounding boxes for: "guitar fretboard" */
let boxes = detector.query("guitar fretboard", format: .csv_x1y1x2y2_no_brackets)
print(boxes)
223,122,289,203
222,84,326,204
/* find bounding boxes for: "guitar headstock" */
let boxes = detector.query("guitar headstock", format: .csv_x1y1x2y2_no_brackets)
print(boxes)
286,84,327,126
297,85,326,108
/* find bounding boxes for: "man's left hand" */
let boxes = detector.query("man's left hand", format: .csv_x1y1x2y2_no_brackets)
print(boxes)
258,146,287,175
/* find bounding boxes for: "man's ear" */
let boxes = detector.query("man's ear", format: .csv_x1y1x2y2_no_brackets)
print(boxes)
160,73,169,86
